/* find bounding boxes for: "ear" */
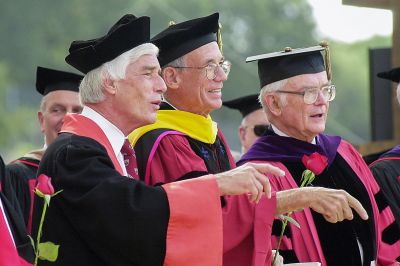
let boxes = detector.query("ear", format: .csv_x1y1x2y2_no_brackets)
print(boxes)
238,126,246,143
38,111,45,133
265,93,282,116
162,67,180,90
102,76,117,95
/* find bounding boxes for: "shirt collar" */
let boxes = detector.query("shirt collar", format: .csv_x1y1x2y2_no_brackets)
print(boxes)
271,124,316,144
162,99,179,110
81,106,126,158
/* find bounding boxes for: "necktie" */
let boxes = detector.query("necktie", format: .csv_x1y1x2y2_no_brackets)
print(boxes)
121,139,139,179
0,199,22,266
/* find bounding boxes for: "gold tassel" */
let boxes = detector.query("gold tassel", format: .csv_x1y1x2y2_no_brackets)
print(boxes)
217,22,223,54
319,40,332,82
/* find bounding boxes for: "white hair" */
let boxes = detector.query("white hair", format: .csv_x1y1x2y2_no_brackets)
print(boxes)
259,79,289,115
397,83,400,106
79,43,159,104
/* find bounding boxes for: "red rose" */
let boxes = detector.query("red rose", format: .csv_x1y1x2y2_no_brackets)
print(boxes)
301,152,328,175
36,174,55,195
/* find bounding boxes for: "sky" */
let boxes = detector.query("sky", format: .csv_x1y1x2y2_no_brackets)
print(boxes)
307,0,393,43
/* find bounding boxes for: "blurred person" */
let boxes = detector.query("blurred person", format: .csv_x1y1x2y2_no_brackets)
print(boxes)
0,154,34,266
31,14,285,266
239,44,400,265
223,94,270,158
130,14,369,266
5,66,82,232
369,67,400,228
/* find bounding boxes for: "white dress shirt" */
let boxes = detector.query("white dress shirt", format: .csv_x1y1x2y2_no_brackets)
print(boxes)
81,106,128,175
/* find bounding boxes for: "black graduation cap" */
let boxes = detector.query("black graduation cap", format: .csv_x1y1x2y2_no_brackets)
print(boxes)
223,94,262,118
246,43,331,88
151,13,220,67
65,14,150,74
377,67,400,83
36,66,83,96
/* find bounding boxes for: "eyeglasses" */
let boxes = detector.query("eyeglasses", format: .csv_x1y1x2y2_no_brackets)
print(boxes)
173,60,231,80
276,85,336,104
244,124,269,137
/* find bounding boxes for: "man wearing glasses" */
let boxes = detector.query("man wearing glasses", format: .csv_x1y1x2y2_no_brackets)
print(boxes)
130,13,235,185
130,13,284,265
223,94,270,158
239,44,400,265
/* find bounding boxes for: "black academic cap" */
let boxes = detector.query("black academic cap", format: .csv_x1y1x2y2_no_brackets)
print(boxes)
223,94,262,118
151,13,220,67
377,67,400,83
65,14,150,74
246,45,328,88
36,66,83,96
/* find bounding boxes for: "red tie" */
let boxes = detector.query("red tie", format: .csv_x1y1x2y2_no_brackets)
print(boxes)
0,200,23,266
121,140,139,179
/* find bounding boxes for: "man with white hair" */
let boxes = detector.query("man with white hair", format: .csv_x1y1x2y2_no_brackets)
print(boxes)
239,44,400,265
31,14,284,266
369,67,400,229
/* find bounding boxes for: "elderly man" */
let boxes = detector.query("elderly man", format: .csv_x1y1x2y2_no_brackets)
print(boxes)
223,94,270,156
31,14,285,266
5,66,82,232
239,44,400,265
129,14,369,266
369,67,400,228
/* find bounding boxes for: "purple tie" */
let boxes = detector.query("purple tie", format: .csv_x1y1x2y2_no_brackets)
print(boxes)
121,140,139,179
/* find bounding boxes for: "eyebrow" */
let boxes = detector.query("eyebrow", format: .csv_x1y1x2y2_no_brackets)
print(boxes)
141,65,158,72
203,56,225,65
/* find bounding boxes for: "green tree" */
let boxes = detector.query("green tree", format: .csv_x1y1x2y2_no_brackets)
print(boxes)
0,0,388,156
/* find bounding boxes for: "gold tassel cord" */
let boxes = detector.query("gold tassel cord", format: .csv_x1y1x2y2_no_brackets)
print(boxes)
217,22,223,54
319,40,332,82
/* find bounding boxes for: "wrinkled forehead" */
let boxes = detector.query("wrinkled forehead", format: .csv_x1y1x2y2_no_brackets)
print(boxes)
285,71,329,90
184,42,222,64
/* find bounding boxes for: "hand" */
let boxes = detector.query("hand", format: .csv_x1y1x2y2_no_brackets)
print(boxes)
303,187,369,223
276,187,369,223
215,163,285,203
271,249,284,266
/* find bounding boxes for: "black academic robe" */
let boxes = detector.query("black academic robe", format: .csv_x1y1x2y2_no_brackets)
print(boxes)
239,130,400,265
0,156,34,265
6,157,40,231
369,150,400,231
32,133,170,265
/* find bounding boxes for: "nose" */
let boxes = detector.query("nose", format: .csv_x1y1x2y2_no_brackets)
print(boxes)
314,90,328,105
155,75,167,94
214,66,228,82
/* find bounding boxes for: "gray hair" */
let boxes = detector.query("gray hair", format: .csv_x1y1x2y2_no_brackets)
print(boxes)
259,79,289,115
397,83,400,106
39,96,47,112
79,43,159,104
163,56,186,69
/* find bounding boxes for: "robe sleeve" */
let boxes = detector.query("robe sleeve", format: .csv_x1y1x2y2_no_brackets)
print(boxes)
162,176,223,266
222,194,277,266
